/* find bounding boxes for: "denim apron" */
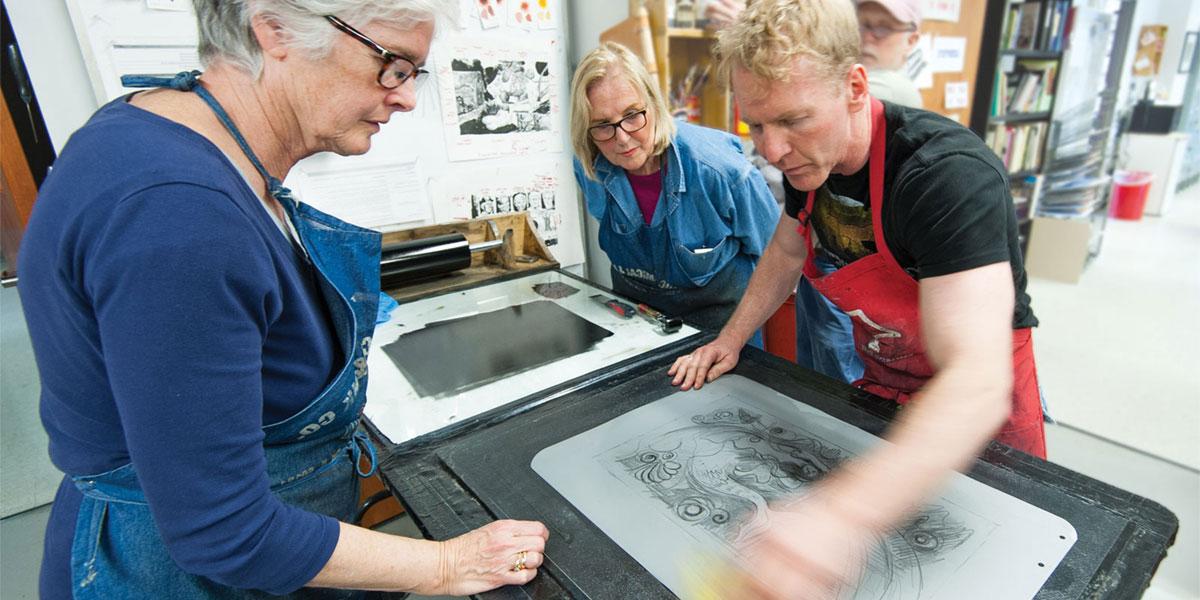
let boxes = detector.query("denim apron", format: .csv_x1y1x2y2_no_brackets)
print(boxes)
68,71,383,599
609,259,750,334
603,207,760,345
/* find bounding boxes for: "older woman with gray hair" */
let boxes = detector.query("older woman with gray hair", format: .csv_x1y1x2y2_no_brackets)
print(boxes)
20,1,546,598
570,42,779,335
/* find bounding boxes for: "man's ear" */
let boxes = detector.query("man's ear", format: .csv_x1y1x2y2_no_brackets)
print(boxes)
846,64,870,111
251,14,289,61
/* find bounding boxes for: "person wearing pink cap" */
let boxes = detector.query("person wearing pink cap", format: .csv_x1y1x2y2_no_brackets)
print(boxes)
858,0,924,108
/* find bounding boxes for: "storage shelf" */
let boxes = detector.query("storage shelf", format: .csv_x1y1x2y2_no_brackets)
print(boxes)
1001,49,1063,60
667,27,712,39
990,111,1052,124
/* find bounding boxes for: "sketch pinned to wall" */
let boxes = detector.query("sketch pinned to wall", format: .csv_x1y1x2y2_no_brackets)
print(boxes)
532,375,1078,600
474,0,503,29
508,0,535,30
535,0,558,30
433,160,583,266
438,38,562,161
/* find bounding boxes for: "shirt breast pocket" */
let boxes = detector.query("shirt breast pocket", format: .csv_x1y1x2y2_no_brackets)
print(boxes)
671,237,730,285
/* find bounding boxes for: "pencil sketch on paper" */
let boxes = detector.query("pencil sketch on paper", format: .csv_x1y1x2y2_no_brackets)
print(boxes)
606,405,978,599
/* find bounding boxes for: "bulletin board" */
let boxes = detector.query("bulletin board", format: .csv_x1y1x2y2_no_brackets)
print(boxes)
909,0,988,125
63,0,584,268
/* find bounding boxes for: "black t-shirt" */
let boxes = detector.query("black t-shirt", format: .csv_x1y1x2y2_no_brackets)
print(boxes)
784,101,1037,328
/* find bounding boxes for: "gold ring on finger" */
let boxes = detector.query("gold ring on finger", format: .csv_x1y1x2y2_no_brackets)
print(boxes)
511,550,528,572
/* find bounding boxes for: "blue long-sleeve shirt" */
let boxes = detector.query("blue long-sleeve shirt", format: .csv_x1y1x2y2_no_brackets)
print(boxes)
20,98,343,596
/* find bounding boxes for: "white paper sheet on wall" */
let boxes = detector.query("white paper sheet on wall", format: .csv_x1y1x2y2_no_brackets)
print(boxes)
944,81,970,109
110,43,200,79
293,159,432,231
435,161,568,252
437,37,563,161
932,36,967,73
921,0,962,23
145,0,190,12
908,36,935,89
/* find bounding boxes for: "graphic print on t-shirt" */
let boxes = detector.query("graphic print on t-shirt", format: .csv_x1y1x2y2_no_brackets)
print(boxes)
811,186,876,269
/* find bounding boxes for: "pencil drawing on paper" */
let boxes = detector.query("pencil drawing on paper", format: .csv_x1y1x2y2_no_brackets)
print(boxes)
608,405,978,599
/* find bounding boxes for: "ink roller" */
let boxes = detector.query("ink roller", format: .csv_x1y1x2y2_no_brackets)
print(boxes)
380,233,503,287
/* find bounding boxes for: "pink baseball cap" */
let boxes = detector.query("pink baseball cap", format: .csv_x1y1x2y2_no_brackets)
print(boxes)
857,0,923,28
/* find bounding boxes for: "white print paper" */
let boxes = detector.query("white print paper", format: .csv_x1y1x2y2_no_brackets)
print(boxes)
508,0,536,30
907,36,935,89
364,271,701,446
145,0,190,11
932,36,967,73
944,81,970,110
475,0,503,29
290,159,432,230
536,0,558,30
921,0,961,23
533,375,1079,600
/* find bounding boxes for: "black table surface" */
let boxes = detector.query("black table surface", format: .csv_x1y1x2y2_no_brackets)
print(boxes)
367,339,1178,600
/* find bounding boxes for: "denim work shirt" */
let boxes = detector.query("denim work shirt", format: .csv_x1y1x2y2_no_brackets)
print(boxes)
574,121,780,290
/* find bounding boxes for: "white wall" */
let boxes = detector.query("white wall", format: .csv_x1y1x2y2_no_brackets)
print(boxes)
566,0,626,287
1117,0,1200,108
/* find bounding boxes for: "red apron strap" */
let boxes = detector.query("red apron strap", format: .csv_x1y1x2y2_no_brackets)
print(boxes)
866,97,902,271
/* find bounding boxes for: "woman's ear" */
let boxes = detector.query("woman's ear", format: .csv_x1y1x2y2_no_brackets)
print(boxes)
250,14,289,61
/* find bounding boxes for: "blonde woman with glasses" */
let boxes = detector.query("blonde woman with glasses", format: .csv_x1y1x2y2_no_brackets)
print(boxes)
570,42,779,336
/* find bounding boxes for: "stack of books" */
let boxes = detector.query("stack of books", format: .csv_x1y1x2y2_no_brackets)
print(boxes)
986,122,1048,174
992,59,1058,115
1002,0,1071,52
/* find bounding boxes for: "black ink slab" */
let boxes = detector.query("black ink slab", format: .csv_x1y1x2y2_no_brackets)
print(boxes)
382,300,613,399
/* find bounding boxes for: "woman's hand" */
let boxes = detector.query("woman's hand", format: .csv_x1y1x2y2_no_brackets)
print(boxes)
668,335,743,390
434,519,550,596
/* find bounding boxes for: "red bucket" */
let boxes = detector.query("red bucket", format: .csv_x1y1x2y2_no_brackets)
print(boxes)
1110,170,1153,220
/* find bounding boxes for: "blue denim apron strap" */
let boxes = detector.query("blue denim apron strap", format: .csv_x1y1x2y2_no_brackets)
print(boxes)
350,429,378,478
122,71,300,210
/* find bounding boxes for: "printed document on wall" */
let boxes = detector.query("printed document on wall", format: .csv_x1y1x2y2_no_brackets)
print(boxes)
437,37,563,161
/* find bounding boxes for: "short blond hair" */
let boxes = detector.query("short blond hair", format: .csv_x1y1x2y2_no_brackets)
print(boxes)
569,42,675,180
714,0,860,86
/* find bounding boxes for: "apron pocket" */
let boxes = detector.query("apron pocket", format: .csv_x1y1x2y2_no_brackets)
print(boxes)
671,238,729,286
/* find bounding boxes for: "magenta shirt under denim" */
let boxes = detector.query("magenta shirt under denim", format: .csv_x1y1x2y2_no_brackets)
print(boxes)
626,164,665,225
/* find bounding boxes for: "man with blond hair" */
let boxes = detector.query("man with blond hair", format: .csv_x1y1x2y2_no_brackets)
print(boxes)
668,0,1043,596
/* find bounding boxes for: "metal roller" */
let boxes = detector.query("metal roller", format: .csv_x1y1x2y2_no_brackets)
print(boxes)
380,233,504,287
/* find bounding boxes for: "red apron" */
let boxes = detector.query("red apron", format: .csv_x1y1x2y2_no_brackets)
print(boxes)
795,97,1046,458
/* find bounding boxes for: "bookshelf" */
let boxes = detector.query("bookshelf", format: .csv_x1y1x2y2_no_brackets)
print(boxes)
976,0,1074,254
984,0,1070,179
640,0,733,133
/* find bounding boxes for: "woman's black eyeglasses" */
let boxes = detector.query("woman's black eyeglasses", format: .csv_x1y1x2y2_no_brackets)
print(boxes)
588,109,649,142
325,15,428,89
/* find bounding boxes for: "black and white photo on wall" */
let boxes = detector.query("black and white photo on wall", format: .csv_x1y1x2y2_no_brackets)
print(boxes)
451,57,552,135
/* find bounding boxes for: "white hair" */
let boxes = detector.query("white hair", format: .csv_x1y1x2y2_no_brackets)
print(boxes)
193,0,459,76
